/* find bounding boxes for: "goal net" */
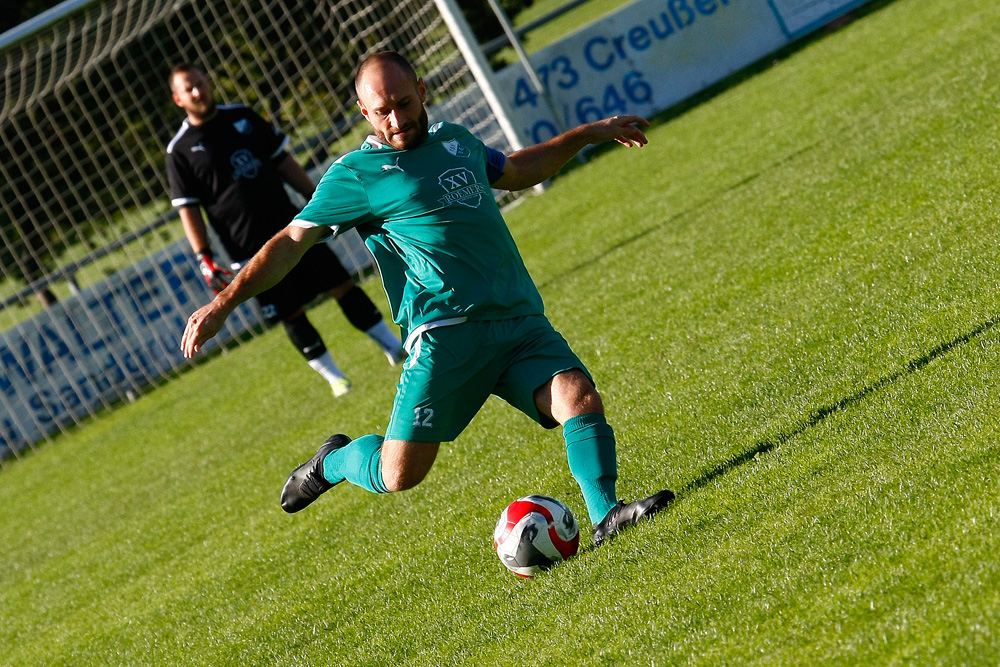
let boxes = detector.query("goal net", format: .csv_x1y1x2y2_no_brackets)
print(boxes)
0,0,521,463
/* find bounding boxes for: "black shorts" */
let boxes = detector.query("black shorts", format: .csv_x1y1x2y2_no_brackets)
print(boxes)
254,243,351,324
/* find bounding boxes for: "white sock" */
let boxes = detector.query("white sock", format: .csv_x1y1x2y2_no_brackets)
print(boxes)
307,352,347,383
365,320,403,355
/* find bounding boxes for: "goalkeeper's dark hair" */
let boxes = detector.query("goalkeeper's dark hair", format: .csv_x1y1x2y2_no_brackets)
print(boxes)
168,62,206,89
170,62,202,77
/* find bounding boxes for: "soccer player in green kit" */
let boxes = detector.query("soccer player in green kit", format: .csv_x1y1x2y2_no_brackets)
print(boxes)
181,52,673,545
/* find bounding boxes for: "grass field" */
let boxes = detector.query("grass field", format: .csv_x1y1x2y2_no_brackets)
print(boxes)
3,0,1000,664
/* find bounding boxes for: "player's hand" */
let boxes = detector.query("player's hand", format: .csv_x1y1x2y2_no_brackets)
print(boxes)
197,252,233,294
599,115,650,148
180,302,227,358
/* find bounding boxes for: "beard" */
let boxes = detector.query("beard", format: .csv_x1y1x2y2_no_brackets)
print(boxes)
189,97,218,123
385,106,429,150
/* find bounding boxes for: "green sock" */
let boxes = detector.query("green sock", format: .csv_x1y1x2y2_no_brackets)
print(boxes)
563,413,619,524
322,434,390,494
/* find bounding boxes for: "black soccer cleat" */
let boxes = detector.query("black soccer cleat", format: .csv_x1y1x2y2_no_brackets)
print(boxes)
591,488,675,546
280,434,352,513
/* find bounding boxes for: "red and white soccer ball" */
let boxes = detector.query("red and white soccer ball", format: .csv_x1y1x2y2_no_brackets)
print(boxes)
493,495,580,577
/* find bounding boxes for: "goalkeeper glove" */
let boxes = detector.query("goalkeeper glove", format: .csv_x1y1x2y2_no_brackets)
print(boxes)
196,251,233,294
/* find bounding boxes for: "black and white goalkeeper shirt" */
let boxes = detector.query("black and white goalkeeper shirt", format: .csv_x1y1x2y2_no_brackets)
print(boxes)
166,104,300,262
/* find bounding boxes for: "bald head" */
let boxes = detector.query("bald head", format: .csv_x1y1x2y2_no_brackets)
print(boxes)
355,52,428,150
355,52,418,95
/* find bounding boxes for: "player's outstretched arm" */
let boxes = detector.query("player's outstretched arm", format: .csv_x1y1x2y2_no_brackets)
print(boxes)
178,206,212,256
180,224,325,357
492,115,649,192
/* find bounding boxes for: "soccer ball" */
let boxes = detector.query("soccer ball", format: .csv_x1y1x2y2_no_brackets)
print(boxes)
493,495,580,577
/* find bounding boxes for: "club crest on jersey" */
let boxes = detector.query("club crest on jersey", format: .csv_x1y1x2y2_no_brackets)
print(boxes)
438,167,488,208
233,119,252,134
230,148,262,180
442,139,471,158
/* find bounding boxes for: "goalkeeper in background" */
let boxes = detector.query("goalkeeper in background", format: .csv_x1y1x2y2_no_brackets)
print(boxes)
181,53,673,546
166,63,405,397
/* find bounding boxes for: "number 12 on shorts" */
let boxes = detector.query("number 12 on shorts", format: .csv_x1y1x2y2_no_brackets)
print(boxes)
413,407,435,428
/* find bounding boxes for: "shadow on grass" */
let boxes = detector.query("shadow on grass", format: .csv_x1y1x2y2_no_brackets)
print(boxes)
575,311,998,554
682,312,1000,496
534,136,816,291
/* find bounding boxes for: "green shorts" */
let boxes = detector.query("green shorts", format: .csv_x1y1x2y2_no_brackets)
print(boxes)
385,315,592,442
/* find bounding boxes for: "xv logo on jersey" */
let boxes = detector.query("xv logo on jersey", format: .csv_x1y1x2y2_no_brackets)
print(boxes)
233,119,252,134
437,167,488,208
230,149,262,180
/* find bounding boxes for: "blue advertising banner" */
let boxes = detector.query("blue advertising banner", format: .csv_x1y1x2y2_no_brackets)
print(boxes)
495,0,870,144
0,242,264,458
0,229,373,459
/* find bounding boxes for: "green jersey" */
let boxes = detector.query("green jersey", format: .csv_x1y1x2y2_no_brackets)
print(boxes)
292,122,544,346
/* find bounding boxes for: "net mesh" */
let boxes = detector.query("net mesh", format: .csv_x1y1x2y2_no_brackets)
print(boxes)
0,0,520,462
